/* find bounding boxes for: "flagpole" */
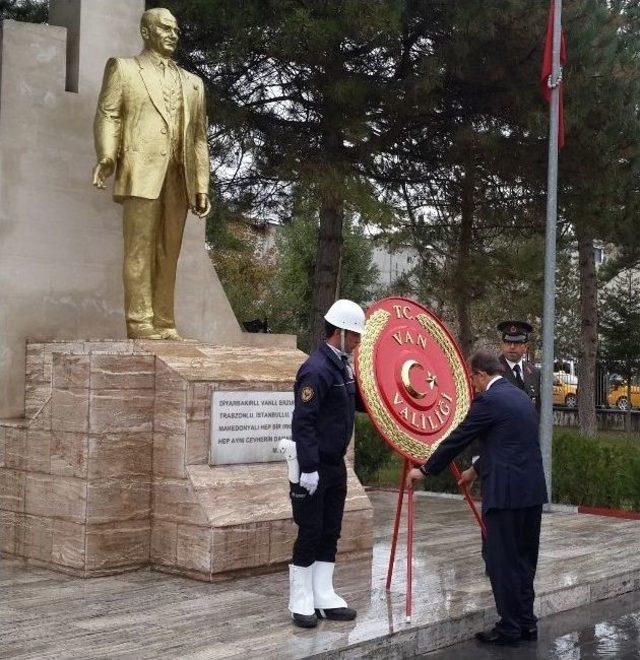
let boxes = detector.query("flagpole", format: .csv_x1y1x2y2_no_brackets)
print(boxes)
540,0,563,505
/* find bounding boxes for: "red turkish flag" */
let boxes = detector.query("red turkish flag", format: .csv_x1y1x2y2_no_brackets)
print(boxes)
540,0,566,148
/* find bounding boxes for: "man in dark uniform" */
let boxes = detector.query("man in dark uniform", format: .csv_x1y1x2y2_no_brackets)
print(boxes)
407,351,548,646
497,320,541,412
287,299,366,628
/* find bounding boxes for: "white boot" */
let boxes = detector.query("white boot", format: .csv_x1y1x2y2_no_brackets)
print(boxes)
288,564,317,628
312,561,356,621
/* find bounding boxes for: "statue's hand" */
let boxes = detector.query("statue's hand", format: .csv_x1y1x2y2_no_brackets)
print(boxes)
193,193,211,218
92,157,115,189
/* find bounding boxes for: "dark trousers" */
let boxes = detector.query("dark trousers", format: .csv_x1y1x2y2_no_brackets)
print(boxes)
291,461,347,567
484,505,542,639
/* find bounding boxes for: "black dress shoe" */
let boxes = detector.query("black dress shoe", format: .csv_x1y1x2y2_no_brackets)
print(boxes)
521,627,538,640
475,628,520,646
315,607,357,621
292,612,318,628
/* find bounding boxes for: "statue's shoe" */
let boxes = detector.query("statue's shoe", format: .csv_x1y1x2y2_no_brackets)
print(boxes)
158,328,183,341
127,324,162,340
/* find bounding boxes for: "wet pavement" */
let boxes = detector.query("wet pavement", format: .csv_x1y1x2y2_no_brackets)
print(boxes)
421,589,640,659
3,492,640,658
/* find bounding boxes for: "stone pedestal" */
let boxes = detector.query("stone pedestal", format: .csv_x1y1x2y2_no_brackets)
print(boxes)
0,340,373,579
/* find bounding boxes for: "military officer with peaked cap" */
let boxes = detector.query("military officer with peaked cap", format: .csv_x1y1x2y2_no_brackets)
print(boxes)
496,321,540,412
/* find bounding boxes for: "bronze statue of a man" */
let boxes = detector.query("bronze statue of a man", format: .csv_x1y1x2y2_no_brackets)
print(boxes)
93,8,211,340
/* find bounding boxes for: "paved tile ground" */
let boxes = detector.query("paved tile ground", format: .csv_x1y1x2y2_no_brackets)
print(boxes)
2,491,640,658
421,589,640,659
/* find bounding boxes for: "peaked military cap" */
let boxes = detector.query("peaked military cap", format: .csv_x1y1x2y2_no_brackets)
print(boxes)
497,320,533,344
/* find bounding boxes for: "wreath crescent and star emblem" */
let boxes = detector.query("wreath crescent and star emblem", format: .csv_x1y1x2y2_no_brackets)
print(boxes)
354,296,472,461
300,386,315,403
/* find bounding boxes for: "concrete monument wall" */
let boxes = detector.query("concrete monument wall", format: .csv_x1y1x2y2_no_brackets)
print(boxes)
0,0,242,418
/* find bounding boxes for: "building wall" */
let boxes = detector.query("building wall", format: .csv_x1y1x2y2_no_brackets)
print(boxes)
372,243,417,289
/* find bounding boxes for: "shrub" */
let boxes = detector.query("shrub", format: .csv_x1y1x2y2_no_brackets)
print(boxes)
355,415,640,511
354,413,480,494
552,428,640,510
354,413,395,485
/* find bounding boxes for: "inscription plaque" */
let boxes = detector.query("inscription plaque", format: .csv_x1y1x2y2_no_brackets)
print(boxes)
210,391,294,465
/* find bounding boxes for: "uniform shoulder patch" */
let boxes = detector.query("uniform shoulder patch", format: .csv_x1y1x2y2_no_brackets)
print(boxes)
300,386,315,403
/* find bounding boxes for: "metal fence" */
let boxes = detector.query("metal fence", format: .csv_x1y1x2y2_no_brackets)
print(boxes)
553,361,633,410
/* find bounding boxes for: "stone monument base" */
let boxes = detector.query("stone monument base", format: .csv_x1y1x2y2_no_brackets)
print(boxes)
0,339,373,580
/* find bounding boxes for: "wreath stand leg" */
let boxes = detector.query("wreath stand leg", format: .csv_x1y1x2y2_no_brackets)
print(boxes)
449,461,487,538
406,469,414,623
385,458,408,591
385,458,415,623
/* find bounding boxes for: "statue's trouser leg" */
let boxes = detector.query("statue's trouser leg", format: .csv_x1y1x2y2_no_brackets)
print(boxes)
153,162,188,331
122,196,161,334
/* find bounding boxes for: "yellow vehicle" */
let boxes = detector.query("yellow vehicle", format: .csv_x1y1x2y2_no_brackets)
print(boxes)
552,373,577,408
607,383,640,411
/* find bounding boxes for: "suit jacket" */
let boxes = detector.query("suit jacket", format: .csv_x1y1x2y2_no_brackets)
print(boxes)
94,51,210,205
422,378,548,511
499,354,541,413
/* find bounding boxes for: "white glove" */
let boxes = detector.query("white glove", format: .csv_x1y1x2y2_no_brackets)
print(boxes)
299,471,319,496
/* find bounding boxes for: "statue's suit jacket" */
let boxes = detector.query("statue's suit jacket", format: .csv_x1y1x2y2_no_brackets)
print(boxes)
94,50,209,206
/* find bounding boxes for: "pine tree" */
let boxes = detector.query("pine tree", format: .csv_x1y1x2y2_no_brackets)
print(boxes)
152,0,428,346
372,1,551,354
559,0,640,435
266,215,379,352
0,0,46,23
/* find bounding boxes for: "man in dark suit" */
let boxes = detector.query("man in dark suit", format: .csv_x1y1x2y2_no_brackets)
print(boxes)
497,320,541,412
459,322,539,497
407,351,548,646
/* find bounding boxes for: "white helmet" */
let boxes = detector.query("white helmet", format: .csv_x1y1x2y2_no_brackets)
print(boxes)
324,299,366,334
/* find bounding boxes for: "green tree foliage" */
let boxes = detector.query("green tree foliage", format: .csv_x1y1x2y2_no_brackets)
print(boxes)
208,219,278,328
372,1,640,368
0,0,46,23
143,0,640,375
6,1,640,392
267,216,379,352
553,245,582,360
562,0,640,238
149,0,410,345
371,1,552,354
558,0,640,435
600,273,640,378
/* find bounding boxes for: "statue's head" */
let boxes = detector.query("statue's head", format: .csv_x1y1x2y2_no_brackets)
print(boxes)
140,8,179,57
